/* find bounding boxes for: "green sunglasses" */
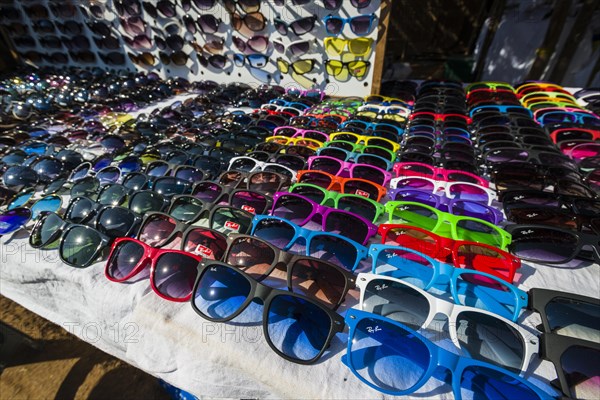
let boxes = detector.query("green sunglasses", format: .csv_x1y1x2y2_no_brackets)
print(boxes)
288,183,385,223
384,201,512,250
323,140,397,162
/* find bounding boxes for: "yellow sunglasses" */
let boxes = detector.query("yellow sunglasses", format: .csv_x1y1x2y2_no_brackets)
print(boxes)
324,37,374,57
465,81,515,93
266,136,324,149
329,132,400,153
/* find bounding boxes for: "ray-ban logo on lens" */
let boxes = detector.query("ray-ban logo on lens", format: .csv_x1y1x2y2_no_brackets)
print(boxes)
225,221,240,232
521,229,535,235
514,195,525,200
366,326,382,333
210,266,218,272
374,284,388,291
526,213,538,218
355,189,370,198
398,206,409,211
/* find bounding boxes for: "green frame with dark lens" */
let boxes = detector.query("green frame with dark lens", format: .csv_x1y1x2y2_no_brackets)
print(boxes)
288,183,384,223
385,201,511,249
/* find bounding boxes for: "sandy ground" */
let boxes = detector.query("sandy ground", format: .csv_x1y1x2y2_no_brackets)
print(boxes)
0,295,171,400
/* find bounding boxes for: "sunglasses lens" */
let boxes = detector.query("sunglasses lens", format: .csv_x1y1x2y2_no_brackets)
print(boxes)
212,207,252,234
350,15,372,34
325,17,343,35
391,203,438,232
291,259,347,308
559,346,600,399
7,192,33,209
308,235,358,271
154,178,189,197
509,226,577,263
267,294,331,361
183,228,227,260
122,173,148,191
0,208,31,235
98,185,127,205
337,196,377,222
451,201,496,223
352,165,386,186
139,214,177,247
230,191,268,214
97,208,136,237
545,297,599,339
226,236,276,277
456,220,502,248
129,192,164,214
107,240,145,280
350,316,430,392
325,211,370,244
193,182,223,202
170,197,205,222
272,195,312,224
249,172,283,195
194,263,251,319
67,197,95,223
460,365,542,400
153,252,198,300
60,226,102,267
3,166,38,188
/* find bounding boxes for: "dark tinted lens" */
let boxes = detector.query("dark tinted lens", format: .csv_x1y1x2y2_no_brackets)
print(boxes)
153,252,199,300
225,236,275,277
230,191,268,214
139,214,176,247
308,234,358,271
460,365,542,400
325,17,343,34
107,240,145,279
352,165,385,185
350,15,373,34
154,178,189,197
509,227,578,263
337,196,377,221
97,207,137,237
183,228,227,260
272,195,313,224
211,207,252,234
290,258,347,308
560,345,600,399
60,226,103,267
545,297,600,338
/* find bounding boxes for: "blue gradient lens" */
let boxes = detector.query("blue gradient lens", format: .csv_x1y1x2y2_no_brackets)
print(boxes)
0,208,32,235
30,196,61,219
308,234,358,271
454,272,517,320
460,365,541,400
193,264,251,319
253,218,295,249
96,167,120,184
350,317,429,392
118,156,142,174
267,294,330,362
7,192,33,209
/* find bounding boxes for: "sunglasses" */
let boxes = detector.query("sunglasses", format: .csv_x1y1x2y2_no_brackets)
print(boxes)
231,11,266,32
325,60,370,79
466,81,516,93
324,37,374,57
385,201,512,249
317,143,395,171
251,215,368,272
222,234,355,310
191,260,344,363
328,132,399,152
357,272,538,371
505,224,600,265
29,212,113,268
105,237,202,302
288,182,384,222
307,155,392,187
296,169,386,201
387,188,503,224
323,14,376,36
379,223,520,284
270,191,377,245
276,58,317,76
343,308,553,398
64,196,141,230
390,176,496,205
529,288,599,399
213,170,289,196
274,15,317,36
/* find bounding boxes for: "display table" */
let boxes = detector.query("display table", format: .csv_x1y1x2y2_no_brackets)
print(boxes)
2,225,598,399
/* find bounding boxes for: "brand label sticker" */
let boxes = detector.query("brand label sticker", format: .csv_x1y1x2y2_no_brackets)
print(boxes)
195,244,213,258
241,205,256,214
225,221,240,232
355,189,370,198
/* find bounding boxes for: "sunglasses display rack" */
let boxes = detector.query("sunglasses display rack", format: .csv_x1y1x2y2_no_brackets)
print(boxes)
1,66,600,400
1,0,382,97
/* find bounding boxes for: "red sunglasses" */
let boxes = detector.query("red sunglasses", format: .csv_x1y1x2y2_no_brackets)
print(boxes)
378,223,521,284
549,127,600,144
105,237,202,302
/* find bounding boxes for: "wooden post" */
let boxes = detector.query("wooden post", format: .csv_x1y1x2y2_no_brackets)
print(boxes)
527,0,572,80
370,0,392,95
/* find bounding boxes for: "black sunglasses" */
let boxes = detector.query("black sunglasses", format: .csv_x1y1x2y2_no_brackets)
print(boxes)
506,224,600,265
529,288,599,399
274,15,317,36
190,260,344,364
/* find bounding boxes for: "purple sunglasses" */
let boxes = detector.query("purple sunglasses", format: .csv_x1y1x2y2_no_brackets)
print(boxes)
270,192,377,245
386,188,504,224
307,155,392,186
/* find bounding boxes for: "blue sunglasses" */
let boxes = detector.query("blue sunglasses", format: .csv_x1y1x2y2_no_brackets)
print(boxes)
343,308,556,399
340,120,405,136
250,215,368,272
369,244,527,321
470,105,533,119
0,195,62,236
